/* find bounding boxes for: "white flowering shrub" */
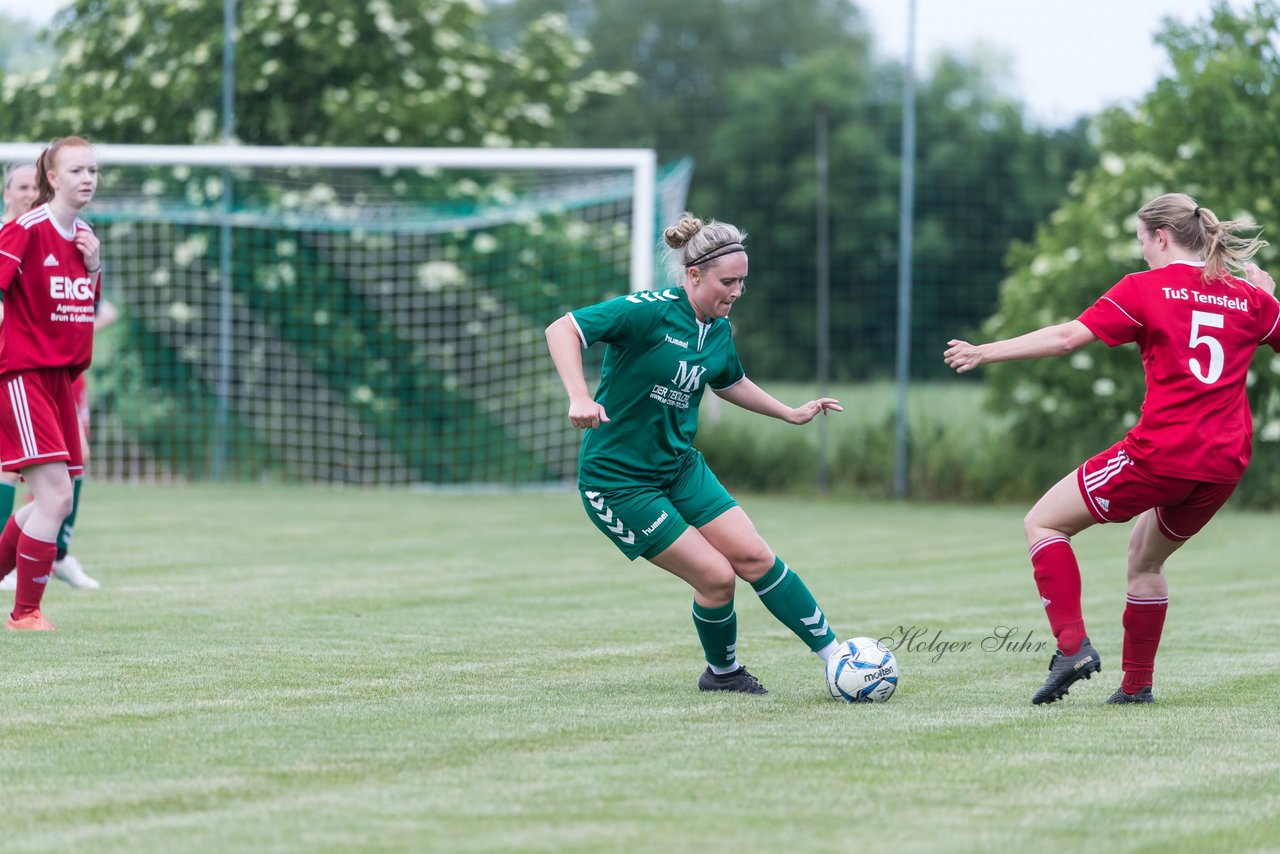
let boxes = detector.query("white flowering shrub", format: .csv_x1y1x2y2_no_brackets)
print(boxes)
979,4,1280,504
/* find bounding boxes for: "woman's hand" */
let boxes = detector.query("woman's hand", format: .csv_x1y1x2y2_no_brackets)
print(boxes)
567,394,609,429
1245,262,1276,297
944,339,985,374
788,398,843,425
75,229,102,274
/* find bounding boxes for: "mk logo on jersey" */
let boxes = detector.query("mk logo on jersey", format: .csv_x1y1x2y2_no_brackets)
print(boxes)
49,276,94,300
43,253,58,267
672,361,707,393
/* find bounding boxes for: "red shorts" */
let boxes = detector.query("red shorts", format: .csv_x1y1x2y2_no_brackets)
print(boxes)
72,373,90,438
1076,441,1236,542
0,369,84,475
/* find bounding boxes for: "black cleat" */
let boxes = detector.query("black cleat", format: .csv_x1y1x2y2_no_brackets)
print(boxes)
1106,684,1155,705
698,666,768,695
1032,636,1101,705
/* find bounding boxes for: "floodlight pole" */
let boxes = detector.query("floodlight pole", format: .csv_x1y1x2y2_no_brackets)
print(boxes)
815,103,831,492
214,0,236,480
893,0,917,500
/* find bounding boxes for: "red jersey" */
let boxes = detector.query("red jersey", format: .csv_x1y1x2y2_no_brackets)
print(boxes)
1077,261,1280,483
0,203,100,377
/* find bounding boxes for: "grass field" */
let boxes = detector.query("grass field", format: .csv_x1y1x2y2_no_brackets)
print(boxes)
2,484,1278,852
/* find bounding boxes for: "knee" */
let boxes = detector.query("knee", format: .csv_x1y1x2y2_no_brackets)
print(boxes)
1022,510,1042,544
51,492,74,521
697,564,738,605
36,486,74,520
727,540,776,583
1127,539,1162,577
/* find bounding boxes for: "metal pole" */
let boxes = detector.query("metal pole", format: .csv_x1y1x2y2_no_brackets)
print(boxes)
893,0,917,499
214,0,236,480
815,103,831,492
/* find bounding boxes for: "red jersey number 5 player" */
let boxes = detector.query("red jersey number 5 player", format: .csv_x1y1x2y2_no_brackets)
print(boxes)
945,193,1277,706
0,136,102,630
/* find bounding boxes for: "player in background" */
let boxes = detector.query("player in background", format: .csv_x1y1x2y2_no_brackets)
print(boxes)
0,163,114,592
546,212,845,695
0,137,103,629
0,164,38,547
944,193,1276,705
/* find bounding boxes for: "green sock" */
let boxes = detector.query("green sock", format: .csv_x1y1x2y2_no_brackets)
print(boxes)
750,556,837,654
0,480,14,523
692,600,738,669
56,477,83,561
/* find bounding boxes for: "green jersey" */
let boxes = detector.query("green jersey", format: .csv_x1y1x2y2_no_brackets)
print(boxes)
569,287,745,487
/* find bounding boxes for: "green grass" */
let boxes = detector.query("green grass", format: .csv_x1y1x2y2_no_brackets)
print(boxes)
3,484,1279,852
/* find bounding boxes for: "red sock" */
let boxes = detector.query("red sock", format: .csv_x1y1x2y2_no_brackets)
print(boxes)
0,515,21,583
12,531,57,619
1121,595,1168,693
1029,536,1086,655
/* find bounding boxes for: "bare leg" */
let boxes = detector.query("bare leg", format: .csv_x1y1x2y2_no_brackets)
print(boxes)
695,506,775,582
1126,509,1183,596
1024,469,1098,546
647,526,737,607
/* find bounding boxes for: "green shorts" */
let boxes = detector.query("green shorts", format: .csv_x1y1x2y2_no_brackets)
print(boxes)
579,451,738,561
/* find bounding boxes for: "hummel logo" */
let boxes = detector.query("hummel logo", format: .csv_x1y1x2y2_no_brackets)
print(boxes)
664,334,689,348
43,253,58,267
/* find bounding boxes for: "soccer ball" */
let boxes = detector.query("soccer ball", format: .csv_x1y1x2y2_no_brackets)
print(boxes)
826,637,899,703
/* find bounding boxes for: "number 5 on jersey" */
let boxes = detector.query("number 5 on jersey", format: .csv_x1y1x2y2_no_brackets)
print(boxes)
1188,310,1224,384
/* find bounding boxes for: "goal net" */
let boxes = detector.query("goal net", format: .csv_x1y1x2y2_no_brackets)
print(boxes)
0,144,690,486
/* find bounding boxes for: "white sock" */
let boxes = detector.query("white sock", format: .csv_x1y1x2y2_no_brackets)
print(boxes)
815,638,840,663
709,662,741,675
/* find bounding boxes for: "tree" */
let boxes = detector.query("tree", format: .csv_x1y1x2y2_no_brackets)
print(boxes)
0,13,56,74
979,0,1280,502
692,46,1093,379
490,0,871,162
0,0,631,146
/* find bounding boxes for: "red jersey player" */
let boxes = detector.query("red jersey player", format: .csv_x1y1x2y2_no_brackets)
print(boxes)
0,136,102,630
944,192,1277,705
0,162,39,575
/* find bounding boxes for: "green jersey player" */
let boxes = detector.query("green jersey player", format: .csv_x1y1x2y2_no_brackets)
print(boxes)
546,212,845,694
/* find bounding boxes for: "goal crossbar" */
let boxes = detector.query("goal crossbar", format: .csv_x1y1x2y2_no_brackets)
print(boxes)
0,143,658,291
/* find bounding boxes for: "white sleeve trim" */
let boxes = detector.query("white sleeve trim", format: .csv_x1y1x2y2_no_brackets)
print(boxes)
712,374,746,392
567,312,589,349
1262,309,1280,344
1100,297,1142,327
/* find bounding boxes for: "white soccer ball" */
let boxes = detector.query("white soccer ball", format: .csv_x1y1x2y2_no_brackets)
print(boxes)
826,637,899,703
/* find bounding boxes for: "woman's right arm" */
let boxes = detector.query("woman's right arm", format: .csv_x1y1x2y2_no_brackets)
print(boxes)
545,314,609,428
944,320,1098,374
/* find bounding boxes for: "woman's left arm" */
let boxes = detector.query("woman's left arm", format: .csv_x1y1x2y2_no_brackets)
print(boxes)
714,378,842,425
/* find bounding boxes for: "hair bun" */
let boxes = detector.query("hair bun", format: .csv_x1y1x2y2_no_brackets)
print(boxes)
662,213,703,250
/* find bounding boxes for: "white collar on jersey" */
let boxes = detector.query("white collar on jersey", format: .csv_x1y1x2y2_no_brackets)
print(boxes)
30,203,81,241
